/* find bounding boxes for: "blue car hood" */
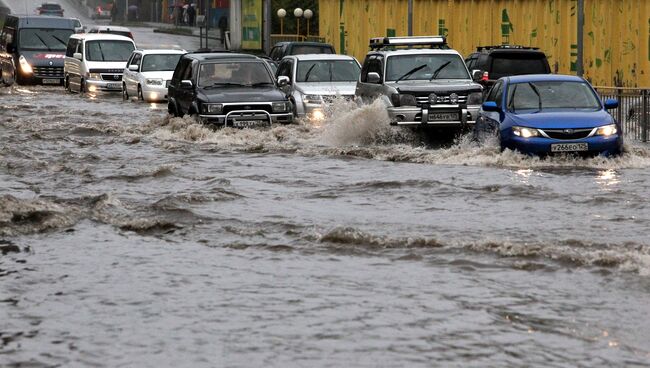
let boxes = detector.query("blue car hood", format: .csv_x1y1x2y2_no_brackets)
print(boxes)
508,110,613,129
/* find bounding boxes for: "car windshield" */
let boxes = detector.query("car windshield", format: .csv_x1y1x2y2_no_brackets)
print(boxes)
385,54,469,81
506,81,601,112
19,28,72,51
289,45,333,55
198,61,272,87
141,54,182,72
296,60,360,82
85,40,134,61
490,54,548,79
41,4,62,10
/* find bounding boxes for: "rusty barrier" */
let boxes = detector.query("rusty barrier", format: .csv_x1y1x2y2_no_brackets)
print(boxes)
595,87,650,142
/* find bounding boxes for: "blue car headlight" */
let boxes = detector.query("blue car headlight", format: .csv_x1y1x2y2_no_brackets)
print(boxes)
512,126,540,138
595,124,617,136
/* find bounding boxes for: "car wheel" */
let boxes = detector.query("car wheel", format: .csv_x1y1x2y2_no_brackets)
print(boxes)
122,83,129,100
137,85,144,101
79,78,85,94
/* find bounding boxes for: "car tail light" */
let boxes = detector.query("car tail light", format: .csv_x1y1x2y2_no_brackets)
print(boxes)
481,71,489,82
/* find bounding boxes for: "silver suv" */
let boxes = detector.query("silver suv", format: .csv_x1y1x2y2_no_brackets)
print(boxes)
355,36,483,128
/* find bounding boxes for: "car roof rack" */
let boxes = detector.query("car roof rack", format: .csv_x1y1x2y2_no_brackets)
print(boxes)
476,45,540,52
369,36,448,50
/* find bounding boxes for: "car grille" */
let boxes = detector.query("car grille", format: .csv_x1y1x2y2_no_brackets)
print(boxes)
223,104,272,114
408,93,468,107
33,66,63,78
541,128,593,140
101,74,123,81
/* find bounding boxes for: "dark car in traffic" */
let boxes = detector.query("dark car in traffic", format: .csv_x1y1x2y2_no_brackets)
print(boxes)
37,3,64,16
167,52,293,127
0,15,77,86
268,41,336,62
465,45,551,89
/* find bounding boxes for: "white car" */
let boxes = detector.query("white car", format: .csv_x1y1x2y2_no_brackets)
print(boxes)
122,49,185,102
276,54,361,120
64,33,136,93
87,25,133,40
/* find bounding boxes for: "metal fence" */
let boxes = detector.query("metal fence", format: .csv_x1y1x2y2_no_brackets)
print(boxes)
270,34,326,45
595,87,650,142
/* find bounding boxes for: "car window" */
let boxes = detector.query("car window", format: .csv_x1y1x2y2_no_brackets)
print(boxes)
131,53,142,66
182,61,194,80
506,81,600,112
296,60,360,82
277,60,291,79
172,58,189,81
141,54,182,72
198,61,272,87
289,45,334,55
85,40,134,61
488,81,503,107
65,38,77,57
385,54,469,81
367,56,383,78
19,28,73,52
489,54,549,79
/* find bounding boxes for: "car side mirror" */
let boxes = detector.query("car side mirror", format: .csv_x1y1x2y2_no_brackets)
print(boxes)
128,64,139,71
604,98,619,110
367,72,381,84
472,69,484,83
73,52,82,60
277,76,290,87
482,101,499,112
180,80,193,89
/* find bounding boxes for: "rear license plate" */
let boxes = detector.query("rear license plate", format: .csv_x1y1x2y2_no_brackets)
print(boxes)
232,120,267,128
551,142,588,152
429,112,459,121
106,83,121,89
42,78,60,85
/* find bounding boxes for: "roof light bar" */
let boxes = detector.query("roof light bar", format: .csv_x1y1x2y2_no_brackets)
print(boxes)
369,36,447,50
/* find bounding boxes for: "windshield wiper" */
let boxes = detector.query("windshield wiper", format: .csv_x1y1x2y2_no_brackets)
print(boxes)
507,84,518,112
33,33,51,51
249,82,273,87
304,64,318,82
97,42,106,61
203,82,246,89
396,64,427,83
528,82,543,112
51,34,68,47
429,61,452,81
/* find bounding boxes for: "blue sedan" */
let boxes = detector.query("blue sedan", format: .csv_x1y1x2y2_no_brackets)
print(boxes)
475,74,622,156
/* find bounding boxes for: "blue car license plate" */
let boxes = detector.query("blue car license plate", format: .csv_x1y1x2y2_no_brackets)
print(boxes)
551,143,588,152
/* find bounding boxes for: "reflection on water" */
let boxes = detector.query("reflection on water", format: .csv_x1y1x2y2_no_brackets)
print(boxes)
596,169,620,189
514,168,534,184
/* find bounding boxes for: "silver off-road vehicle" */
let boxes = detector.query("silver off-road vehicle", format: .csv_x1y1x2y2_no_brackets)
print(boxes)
355,36,483,128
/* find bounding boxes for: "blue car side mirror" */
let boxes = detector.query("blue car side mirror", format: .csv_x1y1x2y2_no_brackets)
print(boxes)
482,101,499,112
604,99,619,110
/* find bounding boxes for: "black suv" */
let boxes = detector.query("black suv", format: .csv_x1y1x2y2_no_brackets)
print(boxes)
465,45,551,89
268,42,335,62
167,52,293,127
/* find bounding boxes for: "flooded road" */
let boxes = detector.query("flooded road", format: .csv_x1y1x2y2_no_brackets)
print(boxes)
1,86,650,367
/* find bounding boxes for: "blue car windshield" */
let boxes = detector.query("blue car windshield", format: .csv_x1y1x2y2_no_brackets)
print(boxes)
506,81,601,112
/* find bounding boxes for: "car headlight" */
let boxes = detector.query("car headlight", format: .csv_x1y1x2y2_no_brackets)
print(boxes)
512,126,540,138
146,78,164,86
467,91,483,105
272,101,290,113
19,55,33,74
303,94,323,104
202,103,223,114
595,124,617,136
390,93,417,107
88,72,102,79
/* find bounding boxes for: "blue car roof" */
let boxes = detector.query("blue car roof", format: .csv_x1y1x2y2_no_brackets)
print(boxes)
506,74,585,84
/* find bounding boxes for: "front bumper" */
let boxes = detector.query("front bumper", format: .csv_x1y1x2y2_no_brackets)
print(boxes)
86,78,122,92
141,85,168,102
388,105,480,127
502,134,623,156
199,110,294,126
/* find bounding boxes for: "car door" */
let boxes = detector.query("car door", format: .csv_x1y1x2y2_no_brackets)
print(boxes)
125,52,141,95
276,58,292,94
177,60,196,114
478,79,504,130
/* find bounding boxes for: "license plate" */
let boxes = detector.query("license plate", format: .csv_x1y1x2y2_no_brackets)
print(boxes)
551,142,588,152
429,112,459,121
42,78,60,85
232,120,266,128
106,83,121,89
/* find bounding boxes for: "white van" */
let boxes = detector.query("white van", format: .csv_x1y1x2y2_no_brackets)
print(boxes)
64,33,135,93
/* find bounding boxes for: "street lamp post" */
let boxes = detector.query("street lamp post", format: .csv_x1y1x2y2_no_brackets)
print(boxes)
304,9,313,37
294,8,303,38
277,8,286,35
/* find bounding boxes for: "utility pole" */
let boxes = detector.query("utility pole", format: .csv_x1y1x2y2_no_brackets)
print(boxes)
576,0,584,76
407,0,413,36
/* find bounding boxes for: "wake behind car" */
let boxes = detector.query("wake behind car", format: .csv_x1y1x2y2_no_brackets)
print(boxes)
276,54,361,120
475,74,622,156
355,36,483,129
64,33,136,93
0,15,77,86
123,48,185,102
168,52,293,127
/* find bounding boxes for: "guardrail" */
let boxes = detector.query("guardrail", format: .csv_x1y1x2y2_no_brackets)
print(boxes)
595,87,649,142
